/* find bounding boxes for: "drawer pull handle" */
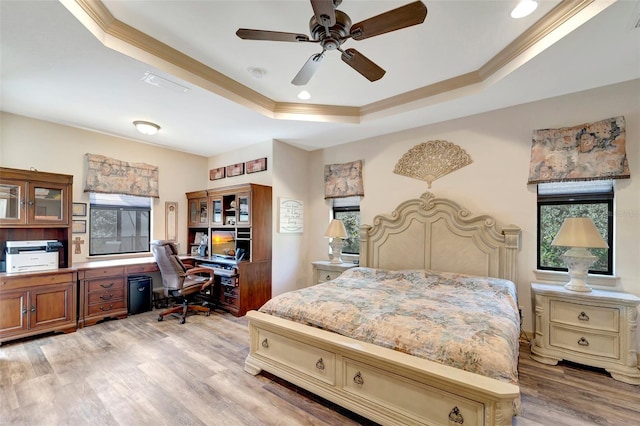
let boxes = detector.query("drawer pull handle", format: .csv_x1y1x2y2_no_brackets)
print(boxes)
100,283,115,289
100,294,114,300
30,305,36,313
261,338,269,349
100,304,114,311
578,311,589,321
325,274,331,281
448,406,464,424
22,307,27,315
578,337,589,347
353,371,364,385
315,358,325,371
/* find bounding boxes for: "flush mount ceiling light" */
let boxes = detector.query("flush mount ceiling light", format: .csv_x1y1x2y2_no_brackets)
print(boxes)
297,90,311,100
133,120,160,136
511,0,538,18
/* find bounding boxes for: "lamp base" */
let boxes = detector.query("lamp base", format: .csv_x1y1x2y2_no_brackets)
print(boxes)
562,247,597,293
328,238,345,264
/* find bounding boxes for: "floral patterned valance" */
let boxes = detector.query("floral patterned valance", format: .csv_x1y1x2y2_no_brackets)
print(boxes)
324,160,364,199
527,116,630,184
84,153,159,198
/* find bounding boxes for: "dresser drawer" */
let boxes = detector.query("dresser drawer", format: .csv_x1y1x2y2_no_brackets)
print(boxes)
343,358,484,426
549,325,619,359
550,300,619,332
87,288,125,305
316,269,344,283
87,300,126,315
255,328,335,385
83,267,125,279
86,277,125,292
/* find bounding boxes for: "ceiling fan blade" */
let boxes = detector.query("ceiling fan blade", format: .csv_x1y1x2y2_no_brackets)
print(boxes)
236,29,310,42
349,1,427,41
292,53,325,86
310,0,336,27
341,48,385,82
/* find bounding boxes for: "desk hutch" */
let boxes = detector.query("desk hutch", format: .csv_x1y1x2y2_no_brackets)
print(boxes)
186,183,272,316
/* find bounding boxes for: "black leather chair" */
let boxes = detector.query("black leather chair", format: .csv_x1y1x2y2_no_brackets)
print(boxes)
150,240,214,324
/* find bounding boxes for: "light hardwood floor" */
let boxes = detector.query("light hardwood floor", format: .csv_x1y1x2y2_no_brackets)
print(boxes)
1,309,638,425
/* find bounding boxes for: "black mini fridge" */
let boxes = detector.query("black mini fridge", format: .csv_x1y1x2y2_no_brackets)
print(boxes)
128,275,152,315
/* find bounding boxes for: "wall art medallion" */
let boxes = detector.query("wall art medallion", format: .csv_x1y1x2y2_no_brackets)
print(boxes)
393,140,472,188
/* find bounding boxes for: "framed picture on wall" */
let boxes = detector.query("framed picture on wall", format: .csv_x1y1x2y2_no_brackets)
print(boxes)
209,167,225,180
246,157,267,174
226,162,244,177
72,202,87,216
72,220,86,234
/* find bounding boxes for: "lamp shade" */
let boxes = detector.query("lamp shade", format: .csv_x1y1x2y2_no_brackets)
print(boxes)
324,219,347,238
551,217,608,249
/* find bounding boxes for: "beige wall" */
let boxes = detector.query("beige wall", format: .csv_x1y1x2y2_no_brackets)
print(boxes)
2,79,638,337
0,111,208,260
309,79,640,334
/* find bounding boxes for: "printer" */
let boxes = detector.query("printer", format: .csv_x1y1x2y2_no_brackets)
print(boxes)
5,240,63,273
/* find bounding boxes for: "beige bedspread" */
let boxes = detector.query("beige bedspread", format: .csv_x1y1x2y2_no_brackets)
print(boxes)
259,267,520,388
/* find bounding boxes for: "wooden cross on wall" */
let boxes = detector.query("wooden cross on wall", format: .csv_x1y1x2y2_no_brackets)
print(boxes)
73,236,84,254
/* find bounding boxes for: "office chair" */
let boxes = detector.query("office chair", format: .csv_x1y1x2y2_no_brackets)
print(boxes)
151,240,214,324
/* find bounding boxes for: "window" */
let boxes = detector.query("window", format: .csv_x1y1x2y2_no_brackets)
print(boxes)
332,196,360,255
89,193,152,255
537,181,613,275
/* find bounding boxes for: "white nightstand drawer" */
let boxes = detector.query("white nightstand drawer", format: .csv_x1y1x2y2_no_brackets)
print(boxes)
550,300,619,332
549,325,619,359
317,269,344,283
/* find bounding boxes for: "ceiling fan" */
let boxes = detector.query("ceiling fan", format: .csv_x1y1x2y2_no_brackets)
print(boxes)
236,0,428,86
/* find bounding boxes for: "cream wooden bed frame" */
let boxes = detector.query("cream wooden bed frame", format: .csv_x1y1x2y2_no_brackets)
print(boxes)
245,192,522,426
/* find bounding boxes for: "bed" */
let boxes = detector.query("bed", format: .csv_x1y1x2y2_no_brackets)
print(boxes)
244,192,522,426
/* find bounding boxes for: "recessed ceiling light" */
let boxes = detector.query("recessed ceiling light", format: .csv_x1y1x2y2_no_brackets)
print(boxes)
248,67,266,79
297,90,311,100
133,120,160,136
511,0,538,19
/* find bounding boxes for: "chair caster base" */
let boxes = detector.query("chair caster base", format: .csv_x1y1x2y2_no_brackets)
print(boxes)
158,315,163,322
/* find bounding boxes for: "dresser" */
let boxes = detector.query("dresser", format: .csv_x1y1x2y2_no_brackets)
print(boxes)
312,261,357,285
530,283,640,384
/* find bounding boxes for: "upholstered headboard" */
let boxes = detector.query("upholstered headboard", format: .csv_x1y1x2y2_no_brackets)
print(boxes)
359,192,521,282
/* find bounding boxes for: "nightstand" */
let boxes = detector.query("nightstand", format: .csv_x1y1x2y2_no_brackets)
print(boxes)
530,283,640,384
312,260,357,284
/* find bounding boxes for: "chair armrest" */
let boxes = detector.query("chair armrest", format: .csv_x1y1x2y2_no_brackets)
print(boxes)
185,267,214,291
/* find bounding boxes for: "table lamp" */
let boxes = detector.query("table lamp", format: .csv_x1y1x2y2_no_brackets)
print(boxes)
551,217,608,292
324,219,347,264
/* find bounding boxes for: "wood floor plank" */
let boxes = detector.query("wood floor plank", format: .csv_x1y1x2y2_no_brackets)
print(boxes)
1,309,638,425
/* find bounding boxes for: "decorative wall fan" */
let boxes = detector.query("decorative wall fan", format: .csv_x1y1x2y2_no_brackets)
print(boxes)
236,0,427,85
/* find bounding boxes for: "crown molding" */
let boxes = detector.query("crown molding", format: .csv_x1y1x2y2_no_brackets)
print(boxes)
60,0,611,124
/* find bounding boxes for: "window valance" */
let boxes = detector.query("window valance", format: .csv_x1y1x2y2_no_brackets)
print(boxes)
527,116,629,184
84,153,159,198
324,160,364,199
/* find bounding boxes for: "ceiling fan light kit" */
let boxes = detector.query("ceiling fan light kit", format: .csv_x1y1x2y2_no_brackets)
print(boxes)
236,0,427,86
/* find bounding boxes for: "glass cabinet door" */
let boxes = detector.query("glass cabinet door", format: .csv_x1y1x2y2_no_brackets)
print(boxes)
237,193,250,225
211,197,223,225
0,181,26,224
28,182,67,224
198,199,208,225
188,199,199,226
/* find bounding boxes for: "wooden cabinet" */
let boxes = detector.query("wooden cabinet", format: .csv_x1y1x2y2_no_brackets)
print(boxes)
187,191,208,227
0,271,77,344
0,167,73,269
189,183,272,316
530,283,640,384
78,266,128,327
312,261,357,284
